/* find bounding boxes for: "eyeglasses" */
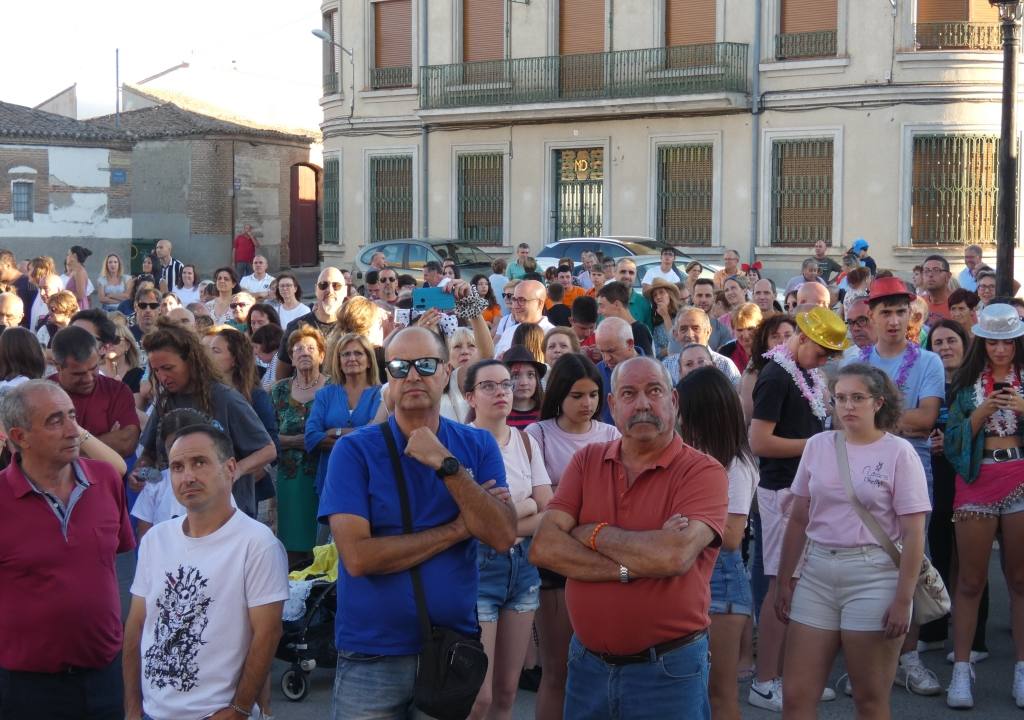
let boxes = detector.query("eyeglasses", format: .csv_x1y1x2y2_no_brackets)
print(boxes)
386,357,442,379
833,393,873,406
922,267,947,275
340,350,366,360
846,317,870,328
502,293,513,299
472,380,514,395
230,302,250,309
137,302,159,310
318,281,344,291
510,296,535,305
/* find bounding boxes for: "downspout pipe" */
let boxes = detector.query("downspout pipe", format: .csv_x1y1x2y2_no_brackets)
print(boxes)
420,0,430,237
749,0,762,263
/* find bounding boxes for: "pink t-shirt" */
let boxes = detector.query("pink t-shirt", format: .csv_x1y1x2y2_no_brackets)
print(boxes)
790,431,931,548
525,419,621,489
727,457,760,516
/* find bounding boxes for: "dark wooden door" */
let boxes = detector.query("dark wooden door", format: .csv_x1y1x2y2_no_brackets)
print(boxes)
289,164,319,267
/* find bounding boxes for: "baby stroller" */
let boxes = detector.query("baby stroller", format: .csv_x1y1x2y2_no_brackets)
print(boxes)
276,544,339,702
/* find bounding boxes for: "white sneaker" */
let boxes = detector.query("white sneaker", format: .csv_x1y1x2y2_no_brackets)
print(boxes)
947,662,975,709
895,651,942,695
1014,661,1024,708
945,650,990,664
748,678,782,712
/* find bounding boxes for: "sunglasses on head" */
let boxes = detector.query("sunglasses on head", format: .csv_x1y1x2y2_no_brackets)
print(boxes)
386,357,442,379
137,302,159,310
318,281,344,291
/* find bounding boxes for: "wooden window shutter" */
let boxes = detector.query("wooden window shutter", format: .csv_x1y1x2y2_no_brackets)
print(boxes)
375,0,412,69
771,139,834,246
969,0,999,22
666,0,716,46
781,0,837,33
559,0,605,55
464,0,504,62
916,0,968,23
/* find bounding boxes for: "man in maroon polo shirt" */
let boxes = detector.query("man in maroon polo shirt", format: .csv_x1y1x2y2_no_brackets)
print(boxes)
50,326,140,458
530,356,728,719
0,380,135,719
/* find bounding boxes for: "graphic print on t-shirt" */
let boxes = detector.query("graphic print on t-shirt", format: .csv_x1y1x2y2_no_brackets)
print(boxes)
862,462,887,488
144,565,211,692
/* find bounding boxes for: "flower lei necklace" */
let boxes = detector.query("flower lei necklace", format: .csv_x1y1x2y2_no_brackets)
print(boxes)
763,345,827,421
976,365,1023,437
860,342,920,391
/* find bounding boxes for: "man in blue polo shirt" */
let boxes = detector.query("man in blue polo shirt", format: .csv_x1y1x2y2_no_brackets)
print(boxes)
319,326,517,720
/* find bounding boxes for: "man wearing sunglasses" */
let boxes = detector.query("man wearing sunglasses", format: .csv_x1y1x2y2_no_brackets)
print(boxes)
377,268,400,305
276,267,346,381
319,327,517,719
130,287,161,342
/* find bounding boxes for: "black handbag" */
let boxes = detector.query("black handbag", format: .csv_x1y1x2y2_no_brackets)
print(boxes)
380,423,488,720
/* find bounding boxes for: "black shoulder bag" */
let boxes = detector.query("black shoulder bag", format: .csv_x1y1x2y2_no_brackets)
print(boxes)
379,422,488,720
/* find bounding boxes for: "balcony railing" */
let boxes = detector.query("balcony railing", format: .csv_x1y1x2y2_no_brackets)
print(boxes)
775,30,837,60
915,22,1001,51
323,72,339,96
370,66,413,90
419,42,748,111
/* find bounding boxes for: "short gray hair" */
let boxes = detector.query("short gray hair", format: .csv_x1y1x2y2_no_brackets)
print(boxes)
609,356,674,395
595,316,633,344
0,379,65,450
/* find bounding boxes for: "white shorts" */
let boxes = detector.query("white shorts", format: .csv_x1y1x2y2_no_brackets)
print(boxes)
757,487,796,577
790,542,900,632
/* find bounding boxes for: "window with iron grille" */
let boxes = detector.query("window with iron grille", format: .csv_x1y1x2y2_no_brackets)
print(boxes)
656,144,713,246
322,157,340,244
911,134,1001,247
770,139,833,246
11,182,32,222
457,154,503,245
369,155,413,243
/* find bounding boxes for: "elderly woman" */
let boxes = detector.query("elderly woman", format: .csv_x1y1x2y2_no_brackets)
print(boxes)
718,302,763,374
227,291,256,332
273,326,331,560
134,320,276,517
305,332,385,506
543,327,579,367
645,278,681,359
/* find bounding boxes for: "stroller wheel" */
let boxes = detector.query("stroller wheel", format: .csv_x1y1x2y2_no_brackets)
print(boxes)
281,667,309,702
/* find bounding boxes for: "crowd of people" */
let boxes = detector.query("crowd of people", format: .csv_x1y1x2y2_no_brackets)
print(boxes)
0,235,1023,720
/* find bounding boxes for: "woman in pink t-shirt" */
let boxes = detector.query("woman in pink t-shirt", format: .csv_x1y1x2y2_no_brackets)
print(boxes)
524,353,619,720
776,363,930,718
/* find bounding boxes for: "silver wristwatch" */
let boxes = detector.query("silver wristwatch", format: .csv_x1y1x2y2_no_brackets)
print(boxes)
619,564,630,584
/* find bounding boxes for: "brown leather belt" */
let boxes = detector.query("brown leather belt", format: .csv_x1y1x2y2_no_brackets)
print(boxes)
586,629,708,666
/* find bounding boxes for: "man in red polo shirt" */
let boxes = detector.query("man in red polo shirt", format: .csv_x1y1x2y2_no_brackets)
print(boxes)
50,326,140,458
233,223,259,278
0,380,135,719
530,355,728,719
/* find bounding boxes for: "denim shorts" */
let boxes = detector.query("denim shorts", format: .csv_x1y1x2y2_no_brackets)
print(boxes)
476,538,541,623
709,549,753,616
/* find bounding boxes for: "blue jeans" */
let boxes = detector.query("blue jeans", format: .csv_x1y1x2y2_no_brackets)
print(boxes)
750,509,768,622
564,633,710,719
709,549,754,616
477,539,541,622
331,651,418,720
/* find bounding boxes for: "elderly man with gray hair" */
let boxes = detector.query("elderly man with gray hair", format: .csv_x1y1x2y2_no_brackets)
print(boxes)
594,316,639,424
0,291,25,329
530,355,728,720
662,308,741,386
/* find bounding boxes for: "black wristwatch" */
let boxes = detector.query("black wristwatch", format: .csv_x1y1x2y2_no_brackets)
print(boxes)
436,456,461,479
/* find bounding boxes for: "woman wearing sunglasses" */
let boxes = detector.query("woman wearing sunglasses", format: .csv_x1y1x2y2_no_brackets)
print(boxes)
465,359,552,720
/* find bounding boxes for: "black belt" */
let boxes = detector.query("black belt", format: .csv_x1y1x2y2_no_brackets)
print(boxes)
586,629,707,666
983,446,1024,462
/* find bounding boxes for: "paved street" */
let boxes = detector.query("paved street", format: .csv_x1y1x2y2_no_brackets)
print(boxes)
118,549,1021,719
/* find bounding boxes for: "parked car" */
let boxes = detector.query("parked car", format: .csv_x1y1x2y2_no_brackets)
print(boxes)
353,239,496,284
627,255,716,292
536,237,722,287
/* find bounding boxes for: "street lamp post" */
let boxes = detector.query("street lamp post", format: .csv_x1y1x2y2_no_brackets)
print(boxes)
992,0,1023,296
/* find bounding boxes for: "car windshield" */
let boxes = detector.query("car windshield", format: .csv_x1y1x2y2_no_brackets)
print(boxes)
434,243,493,265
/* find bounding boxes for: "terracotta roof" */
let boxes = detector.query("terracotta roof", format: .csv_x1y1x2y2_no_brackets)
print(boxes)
87,103,315,144
0,100,128,144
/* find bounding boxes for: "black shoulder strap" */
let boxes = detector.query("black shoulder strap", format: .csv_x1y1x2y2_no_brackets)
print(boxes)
379,421,434,643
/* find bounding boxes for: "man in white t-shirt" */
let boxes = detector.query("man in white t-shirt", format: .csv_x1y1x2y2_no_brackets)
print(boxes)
640,248,682,289
123,424,288,720
239,255,274,301
494,279,554,356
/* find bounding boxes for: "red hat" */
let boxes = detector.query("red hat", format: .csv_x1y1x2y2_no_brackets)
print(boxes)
867,276,915,303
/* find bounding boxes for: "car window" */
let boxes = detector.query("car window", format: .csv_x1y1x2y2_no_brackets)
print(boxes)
538,243,587,262
361,244,404,267
407,244,433,270
445,244,493,265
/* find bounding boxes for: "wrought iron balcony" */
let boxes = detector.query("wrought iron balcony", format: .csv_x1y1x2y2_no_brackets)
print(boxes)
370,66,413,90
418,42,748,111
775,30,837,60
915,22,1001,51
323,72,339,96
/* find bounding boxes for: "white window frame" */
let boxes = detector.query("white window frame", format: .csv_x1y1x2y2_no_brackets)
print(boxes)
542,137,612,245
760,0,849,73
898,122,1016,248
647,131,723,249
547,0,612,56
321,151,342,246
364,0,419,91
363,146,420,242
10,180,34,222
321,3,342,98
758,126,844,248
450,143,510,246
652,0,726,46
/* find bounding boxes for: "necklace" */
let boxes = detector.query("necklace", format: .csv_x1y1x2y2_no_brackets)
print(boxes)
763,345,827,421
976,365,1023,437
293,374,322,391
860,342,920,391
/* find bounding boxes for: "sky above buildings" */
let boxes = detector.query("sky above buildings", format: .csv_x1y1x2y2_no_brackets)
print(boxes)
2,0,323,130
